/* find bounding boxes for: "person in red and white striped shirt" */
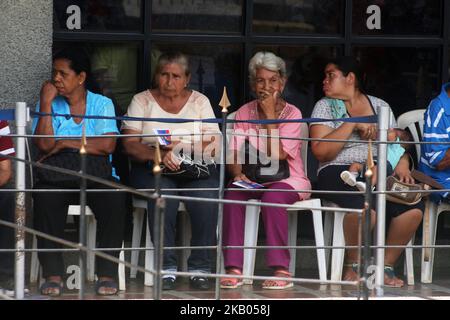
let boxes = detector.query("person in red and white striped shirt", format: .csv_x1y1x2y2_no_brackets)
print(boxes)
0,120,16,296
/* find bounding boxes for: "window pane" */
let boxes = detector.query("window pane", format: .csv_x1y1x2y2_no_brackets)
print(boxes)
353,47,440,117
53,42,140,115
252,45,340,118
151,43,243,115
152,0,243,34
54,0,142,32
353,0,442,36
253,0,343,35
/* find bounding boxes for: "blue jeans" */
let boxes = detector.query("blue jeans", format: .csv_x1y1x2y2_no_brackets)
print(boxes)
130,163,219,273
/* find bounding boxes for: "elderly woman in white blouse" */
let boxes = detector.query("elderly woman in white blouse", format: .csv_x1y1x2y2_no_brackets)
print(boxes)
122,52,221,291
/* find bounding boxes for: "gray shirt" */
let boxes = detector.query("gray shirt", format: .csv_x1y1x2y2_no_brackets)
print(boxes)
310,95,396,173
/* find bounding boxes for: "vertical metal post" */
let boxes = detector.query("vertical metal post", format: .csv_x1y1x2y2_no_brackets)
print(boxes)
78,125,87,300
14,102,27,299
375,105,389,294
153,144,164,300
215,87,230,299
362,147,374,300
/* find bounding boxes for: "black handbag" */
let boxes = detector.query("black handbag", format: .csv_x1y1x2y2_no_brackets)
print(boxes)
36,148,112,188
241,140,290,184
161,151,214,180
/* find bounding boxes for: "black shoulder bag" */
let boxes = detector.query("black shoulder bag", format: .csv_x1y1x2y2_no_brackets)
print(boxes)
241,140,290,184
161,151,215,181
36,148,113,188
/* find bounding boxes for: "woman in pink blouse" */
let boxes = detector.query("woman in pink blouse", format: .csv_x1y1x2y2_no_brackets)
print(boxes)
221,52,311,290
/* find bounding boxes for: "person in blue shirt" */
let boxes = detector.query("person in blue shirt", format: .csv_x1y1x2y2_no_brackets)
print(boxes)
420,83,450,203
32,48,126,296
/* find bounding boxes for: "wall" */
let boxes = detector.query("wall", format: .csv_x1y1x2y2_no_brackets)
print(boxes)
0,0,52,110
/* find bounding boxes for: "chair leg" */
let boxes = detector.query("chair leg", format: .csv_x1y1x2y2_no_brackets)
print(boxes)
144,223,154,287
30,235,40,283
312,208,327,282
242,200,260,285
87,217,97,282
421,202,438,283
130,208,145,279
331,212,346,282
118,241,126,291
323,210,334,273
288,214,298,276
404,237,415,286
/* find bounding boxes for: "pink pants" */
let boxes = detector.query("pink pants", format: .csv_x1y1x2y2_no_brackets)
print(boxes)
222,182,299,270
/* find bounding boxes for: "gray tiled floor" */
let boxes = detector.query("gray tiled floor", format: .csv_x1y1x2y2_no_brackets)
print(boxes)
24,269,450,300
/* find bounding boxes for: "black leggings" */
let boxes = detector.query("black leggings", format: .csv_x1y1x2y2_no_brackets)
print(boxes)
33,182,126,279
0,192,15,277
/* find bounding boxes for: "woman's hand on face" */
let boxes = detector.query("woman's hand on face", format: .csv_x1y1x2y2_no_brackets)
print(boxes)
40,81,59,104
162,151,180,171
257,90,279,118
233,173,253,183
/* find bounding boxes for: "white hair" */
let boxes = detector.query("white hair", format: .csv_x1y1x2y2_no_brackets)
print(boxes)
248,51,287,85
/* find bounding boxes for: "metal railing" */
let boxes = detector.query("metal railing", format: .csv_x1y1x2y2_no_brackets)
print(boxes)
0,99,442,300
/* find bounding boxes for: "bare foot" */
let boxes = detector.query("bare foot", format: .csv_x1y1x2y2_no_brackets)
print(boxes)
343,266,359,282
384,266,404,287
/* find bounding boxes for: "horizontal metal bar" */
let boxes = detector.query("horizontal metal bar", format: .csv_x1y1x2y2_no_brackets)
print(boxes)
167,270,357,286
3,243,449,254
161,194,363,213
54,31,145,41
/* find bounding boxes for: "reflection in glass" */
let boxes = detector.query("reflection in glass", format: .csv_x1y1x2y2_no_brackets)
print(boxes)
353,0,442,35
53,42,140,115
151,43,242,115
253,0,343,35
253,46,339,118
353,47,440,117
54,0,142,32
152,0,242,33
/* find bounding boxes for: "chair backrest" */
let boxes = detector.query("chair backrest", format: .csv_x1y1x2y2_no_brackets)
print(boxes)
299,122,308,169
396,109,426,163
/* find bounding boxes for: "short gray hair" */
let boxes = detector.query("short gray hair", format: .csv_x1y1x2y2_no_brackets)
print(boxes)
154,51,191,78
248,51,286,85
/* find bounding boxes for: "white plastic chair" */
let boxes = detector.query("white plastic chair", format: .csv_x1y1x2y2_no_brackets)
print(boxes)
237,122,327,284
397,109,426,163
399,109,450,283
30,205,126,291
421,201,450,283
129,198,191,286
323,110,425,285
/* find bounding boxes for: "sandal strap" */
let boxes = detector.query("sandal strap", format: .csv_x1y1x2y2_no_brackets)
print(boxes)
384,265,396,279
274,269,291,277
225,267,242,276
221,268,243,285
